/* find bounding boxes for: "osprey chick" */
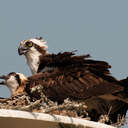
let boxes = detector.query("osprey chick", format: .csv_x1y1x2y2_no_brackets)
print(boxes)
0,72,27,97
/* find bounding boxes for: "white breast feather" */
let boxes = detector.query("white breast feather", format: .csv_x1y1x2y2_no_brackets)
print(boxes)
25,47,41,74
6,76,19,94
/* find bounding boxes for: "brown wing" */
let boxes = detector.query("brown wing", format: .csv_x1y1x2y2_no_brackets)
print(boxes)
27,66,123,103
38,51,111,76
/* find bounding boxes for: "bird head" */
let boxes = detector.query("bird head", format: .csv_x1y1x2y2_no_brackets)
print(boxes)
18,37,48,56
0,72,27,96
18,37,48,74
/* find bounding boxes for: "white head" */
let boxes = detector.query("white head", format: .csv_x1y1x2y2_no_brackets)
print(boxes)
18,37,48,74
0,72,27,96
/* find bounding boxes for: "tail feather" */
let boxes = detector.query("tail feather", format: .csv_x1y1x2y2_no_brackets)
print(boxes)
120,77,128,89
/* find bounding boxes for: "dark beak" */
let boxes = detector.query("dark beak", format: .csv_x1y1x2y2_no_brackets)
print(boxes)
18,45,28,55
0,75,9,85
0,81,5,85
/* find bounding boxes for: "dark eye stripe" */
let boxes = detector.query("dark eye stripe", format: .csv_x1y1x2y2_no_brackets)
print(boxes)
15,74,21,86
8,72,16,76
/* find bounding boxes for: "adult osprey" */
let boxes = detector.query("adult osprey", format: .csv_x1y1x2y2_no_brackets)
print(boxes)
18,37,48,74
17,37,128,122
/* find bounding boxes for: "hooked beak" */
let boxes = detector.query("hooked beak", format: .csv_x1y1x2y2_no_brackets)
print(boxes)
0,75,9,85
18,45,28,55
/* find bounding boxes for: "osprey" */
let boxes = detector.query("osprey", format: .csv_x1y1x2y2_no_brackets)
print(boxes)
17,37,128,121
18,37,48,74
0,60,128,122
0,72,27,97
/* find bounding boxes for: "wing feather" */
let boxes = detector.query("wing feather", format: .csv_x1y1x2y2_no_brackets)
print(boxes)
27,66,124,103
26,51,124,103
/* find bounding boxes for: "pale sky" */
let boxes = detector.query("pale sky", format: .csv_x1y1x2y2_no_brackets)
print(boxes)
0,0,128,100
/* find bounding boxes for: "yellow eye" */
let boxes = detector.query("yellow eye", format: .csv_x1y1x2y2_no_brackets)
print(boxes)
26,41,33,47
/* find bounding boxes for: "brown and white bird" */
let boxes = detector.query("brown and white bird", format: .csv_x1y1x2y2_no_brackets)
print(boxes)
0,72,27,97
18,37,48,74
17,37,128,122
0,52,128,122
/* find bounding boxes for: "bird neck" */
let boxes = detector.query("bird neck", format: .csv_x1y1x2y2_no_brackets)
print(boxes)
25,51,41,74
7,83,19,96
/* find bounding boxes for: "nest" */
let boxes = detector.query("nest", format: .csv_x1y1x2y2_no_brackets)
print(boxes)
0,93,126,128
0,94,89,119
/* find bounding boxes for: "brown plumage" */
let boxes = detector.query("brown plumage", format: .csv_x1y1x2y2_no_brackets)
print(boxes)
17,38,128,122
2,49,128,122
27,65,122,103
22,51,128,122
20,54,128,123
21,51,124,103
38,51,111,74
